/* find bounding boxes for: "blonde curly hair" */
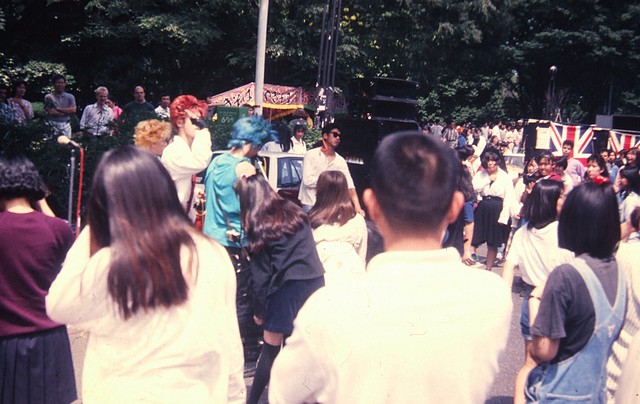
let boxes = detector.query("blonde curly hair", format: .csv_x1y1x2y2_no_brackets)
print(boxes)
134,119,172,151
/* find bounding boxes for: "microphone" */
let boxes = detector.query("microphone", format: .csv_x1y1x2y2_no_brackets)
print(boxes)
57,136,82,149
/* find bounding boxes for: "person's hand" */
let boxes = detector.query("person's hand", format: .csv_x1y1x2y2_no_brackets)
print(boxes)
253,315,263,326
356,208,366,217
461,253,475,266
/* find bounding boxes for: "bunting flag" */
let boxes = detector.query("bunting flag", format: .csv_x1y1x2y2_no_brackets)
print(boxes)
548,122,595,164
608,131,640,154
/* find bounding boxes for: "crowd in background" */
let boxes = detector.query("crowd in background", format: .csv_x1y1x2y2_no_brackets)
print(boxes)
1,75,640,404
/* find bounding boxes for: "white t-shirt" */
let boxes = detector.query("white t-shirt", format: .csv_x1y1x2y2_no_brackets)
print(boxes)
506,221,573,286
269,248,512,404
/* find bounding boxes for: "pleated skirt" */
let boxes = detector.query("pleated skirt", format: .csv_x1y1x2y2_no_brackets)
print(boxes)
472,197,508,248
0,326,77,404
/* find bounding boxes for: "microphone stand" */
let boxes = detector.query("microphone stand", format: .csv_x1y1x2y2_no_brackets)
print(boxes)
75,147,85,238
66,148,76,227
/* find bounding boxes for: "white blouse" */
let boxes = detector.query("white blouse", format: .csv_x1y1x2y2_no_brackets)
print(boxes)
47,228,245,404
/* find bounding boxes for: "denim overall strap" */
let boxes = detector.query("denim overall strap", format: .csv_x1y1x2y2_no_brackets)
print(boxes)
525,257,626,403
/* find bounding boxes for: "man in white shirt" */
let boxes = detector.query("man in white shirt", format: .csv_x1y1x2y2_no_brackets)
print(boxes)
161,95,212,219
155,94,171,119
298,123,364,215
80,86,114,136
270,132,512,404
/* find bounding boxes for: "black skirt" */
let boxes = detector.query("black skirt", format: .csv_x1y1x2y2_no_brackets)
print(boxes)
472,197,508,248
0,326,77,404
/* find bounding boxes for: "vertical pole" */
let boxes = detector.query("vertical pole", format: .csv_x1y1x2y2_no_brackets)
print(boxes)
67,149,75,226
255,0,269,117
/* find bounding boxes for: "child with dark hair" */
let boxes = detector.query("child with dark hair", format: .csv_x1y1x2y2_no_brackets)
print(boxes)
235,174,324,404
527,181,625,402
0,154,77,403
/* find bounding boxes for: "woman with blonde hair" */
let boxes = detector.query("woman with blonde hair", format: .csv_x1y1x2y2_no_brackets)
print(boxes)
133,119,172,156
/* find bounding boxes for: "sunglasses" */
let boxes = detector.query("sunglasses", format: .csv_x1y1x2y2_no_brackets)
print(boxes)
329,131,341,138
190,118,207,129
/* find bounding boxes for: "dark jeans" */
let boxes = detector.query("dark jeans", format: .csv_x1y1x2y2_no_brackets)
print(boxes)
225,246,261,361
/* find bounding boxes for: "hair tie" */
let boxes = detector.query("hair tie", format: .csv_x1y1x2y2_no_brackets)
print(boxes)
593,175,610,185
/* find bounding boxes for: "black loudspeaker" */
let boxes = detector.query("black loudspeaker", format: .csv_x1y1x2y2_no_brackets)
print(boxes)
348,78,419,123
592,130,610,153
612,115,640,132
334,117,420,203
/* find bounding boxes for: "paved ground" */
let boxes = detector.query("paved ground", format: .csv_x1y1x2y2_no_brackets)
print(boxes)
67,247,526,404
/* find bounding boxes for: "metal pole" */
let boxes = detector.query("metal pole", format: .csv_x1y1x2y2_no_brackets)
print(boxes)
254,0,269,117
66,149,75,225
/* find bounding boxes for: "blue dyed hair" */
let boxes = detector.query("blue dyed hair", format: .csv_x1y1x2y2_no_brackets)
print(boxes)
227,116,277,149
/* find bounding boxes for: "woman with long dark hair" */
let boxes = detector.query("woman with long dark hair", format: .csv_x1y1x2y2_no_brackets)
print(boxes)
235,174,325,404
309,170,367,284
526,181,625,402
47,146,245,403
0,154,77,403
502,180,573,404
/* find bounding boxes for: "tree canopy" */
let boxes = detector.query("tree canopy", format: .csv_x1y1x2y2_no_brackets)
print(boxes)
1,0,639,123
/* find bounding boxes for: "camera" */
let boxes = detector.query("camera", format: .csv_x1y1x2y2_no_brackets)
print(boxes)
226,229,241,243
523,169,540,185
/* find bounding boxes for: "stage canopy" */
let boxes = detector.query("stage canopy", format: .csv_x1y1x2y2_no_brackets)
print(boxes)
209,82,346,121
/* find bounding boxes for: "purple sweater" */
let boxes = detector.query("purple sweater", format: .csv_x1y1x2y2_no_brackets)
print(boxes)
0,211,73,336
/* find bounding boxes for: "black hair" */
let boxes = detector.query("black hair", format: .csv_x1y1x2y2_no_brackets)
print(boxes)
51,74,66,83
523,180,564,230
558,182,620,258
585,153,609,180
554,155,568,170
480,149,500,169
235,174,306,252
620,167,640,195
535,150,554,164
369,131,460,234
455,145,475,162
562,139,574,148
321,122,342,135
0,154,47,206
12,80,27,89
271,121,292,152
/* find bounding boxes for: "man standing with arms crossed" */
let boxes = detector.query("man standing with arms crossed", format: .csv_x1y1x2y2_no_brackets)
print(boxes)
271,132,511,403
298,123,364,215
44,74,76,138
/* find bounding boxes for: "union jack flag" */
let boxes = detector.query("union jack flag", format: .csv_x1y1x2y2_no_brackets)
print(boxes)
608,131,640,154
548,122,594,164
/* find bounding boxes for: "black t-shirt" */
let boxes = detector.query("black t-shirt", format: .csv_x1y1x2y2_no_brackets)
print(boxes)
531,254,619,364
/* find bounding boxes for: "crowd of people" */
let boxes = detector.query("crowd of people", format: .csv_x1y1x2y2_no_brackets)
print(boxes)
1,81,640,404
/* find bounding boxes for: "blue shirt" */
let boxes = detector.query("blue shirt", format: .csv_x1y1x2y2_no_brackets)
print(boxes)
203,152,250,246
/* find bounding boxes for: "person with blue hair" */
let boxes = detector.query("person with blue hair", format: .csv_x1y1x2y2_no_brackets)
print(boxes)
203,115,276,365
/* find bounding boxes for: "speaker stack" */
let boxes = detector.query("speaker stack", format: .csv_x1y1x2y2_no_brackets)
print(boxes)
335,78,421,196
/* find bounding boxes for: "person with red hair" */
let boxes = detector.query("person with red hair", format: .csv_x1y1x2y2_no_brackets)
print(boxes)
161,95,212,219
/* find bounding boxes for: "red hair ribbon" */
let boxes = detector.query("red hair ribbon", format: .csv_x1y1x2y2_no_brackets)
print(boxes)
593,175,610,185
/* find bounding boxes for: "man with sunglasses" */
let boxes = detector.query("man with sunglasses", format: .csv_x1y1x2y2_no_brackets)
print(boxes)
299,123,364,215
161,95,212,219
